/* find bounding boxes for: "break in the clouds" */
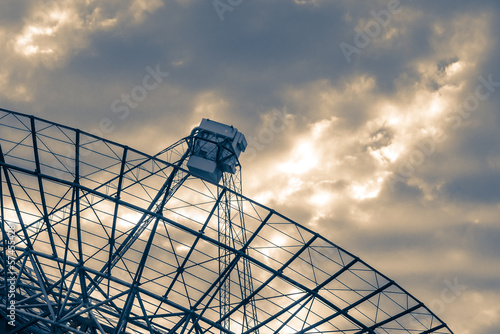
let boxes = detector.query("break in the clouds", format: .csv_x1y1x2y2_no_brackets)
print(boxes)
1,0,500,333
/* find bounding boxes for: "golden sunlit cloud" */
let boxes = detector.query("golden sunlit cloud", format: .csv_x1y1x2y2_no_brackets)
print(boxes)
14,8,72,59
15,26,55,56
349,175,385,201
271,235,287,247
278,139,318,175
250,9,493,216
119,212,141,228
12,0,164,67
308,190,333,207
192,91,231,120
133,0,164,20
175,245,190,253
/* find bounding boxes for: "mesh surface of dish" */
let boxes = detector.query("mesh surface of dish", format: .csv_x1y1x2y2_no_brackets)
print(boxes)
0,108,453,334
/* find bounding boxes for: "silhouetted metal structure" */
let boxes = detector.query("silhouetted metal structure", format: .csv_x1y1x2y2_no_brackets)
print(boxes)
0,108,453,333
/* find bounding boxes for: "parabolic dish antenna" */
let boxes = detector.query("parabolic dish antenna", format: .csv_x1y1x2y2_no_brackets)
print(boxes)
0,108,453,333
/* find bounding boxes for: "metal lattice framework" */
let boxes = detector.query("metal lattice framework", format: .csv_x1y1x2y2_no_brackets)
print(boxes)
0,108,453,334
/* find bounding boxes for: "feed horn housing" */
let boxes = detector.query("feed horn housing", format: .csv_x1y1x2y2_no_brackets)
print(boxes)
187,118,247,183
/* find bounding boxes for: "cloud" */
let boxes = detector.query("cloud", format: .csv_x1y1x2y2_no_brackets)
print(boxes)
12,0,164,67
444,170,500,203
0,0,164,106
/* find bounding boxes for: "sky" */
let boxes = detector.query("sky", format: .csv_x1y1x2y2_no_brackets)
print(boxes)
1,0,499,333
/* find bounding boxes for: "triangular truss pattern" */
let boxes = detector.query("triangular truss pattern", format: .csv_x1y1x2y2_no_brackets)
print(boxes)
0,108,453,334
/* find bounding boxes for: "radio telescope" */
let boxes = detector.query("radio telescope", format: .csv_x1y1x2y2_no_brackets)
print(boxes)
0,108,453,333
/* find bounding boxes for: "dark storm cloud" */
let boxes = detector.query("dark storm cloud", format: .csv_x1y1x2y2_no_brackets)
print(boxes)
444,170,500,203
